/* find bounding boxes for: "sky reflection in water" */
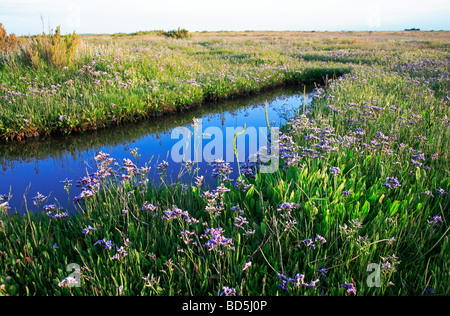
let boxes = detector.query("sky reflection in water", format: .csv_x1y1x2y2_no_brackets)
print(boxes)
0,87,311,214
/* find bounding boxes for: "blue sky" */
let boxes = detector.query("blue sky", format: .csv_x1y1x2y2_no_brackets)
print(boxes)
1,0,449,35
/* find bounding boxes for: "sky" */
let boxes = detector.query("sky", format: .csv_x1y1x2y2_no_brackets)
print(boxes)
1,0,449,35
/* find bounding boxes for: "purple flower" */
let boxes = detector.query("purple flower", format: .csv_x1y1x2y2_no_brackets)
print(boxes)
220,286,236,296
142,202,157,211
303,239,316,249
421,190,434,197
211,159,233,182
340,282,357,295
341,190,352,197
194,175,204,187
52,212,68,219
82,225,97,234
163,206,189,220
32,192,49,206
330,167,341,177
95,239,115,250
315,235,327,244
427,215,443,232
242,261,252,271
200,227,235,255
234,215,249,230
382,177,401,190
277,202,300,218
180,230,196,245
0,201,10,213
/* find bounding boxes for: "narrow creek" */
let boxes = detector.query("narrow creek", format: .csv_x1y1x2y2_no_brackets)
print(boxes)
0,86,312,214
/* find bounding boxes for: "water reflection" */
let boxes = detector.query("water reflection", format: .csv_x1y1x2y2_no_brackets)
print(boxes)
0,86,311,214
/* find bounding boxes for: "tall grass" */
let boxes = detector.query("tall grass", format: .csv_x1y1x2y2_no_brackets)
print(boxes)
0,24,19,55
19,26,80,69
0,30,351,141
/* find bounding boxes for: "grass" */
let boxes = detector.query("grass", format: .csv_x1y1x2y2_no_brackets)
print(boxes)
0,30,351,141
0,30,449,296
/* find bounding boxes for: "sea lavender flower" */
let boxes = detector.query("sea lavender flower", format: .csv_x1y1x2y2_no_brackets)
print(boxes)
58,277,79,288
142,274,160,288
317,268,328,278
302,239,316,249
113,246,128,259
142,202,157,212
341,190,352,197
231,205,244,215
412,152,425,161
94,239,115,250
330,167,341,177
211,159,233,182
277,273,291,292
374,131,389,141
157,160,169,179
242,261,252,271
277,202,300,218
163,206,189,221
340,282,357,295
380,254,401,274
421,190,434,197
60,179,73,191
0,194,11,203
52,212,68,219
427,215,443,232
81,225,97,234
424,288,435,295
220,286,236,296
315,235,327,244
194,175,204,187
284,219,297,232
234,215,249,230
201,227,235,255
180,230,196,245
0,201,10,213
32,192,49,206
382,177,401,190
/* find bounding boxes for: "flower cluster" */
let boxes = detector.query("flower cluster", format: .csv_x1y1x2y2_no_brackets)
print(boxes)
276,202,300,231
180,230,197,245
277,272,320,292
200,183,230,218
301,235,327,249
211,159,233,182
340,282,357,295
220,286,236,296
382,177,401,190
200,227,235,255
427,215,443,232
94,238,116,251
111,246,128,261
162,206,198,223
81,225,97,235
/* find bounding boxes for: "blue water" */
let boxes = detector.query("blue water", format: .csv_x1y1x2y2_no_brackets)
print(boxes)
0,87,311,214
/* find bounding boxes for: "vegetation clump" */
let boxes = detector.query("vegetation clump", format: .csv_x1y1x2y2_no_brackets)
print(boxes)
19,26,80,69
162,28,192,39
